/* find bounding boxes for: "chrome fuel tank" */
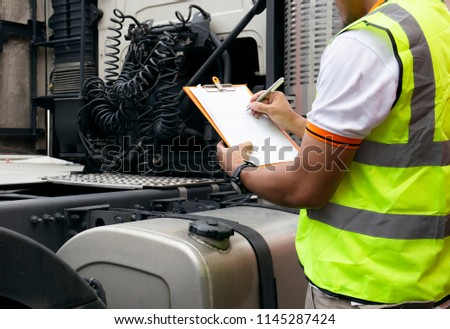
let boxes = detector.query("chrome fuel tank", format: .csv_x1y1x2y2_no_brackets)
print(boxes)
57,206,307,309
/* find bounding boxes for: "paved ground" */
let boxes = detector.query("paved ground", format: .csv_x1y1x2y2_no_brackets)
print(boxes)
0,155,84,185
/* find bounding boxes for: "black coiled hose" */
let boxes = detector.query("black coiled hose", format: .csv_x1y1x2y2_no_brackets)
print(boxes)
147,31,181,141
107,58,156,104
79,6,217,174
104,9,125,83
104,9,143,83
83,76,137,136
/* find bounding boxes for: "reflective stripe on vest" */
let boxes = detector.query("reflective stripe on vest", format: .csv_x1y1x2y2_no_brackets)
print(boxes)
297,0,450,304
355,139,450,167
355,2,447,167
308,203,450,240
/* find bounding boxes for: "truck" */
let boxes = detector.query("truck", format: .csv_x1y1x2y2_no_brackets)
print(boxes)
0,0,342,309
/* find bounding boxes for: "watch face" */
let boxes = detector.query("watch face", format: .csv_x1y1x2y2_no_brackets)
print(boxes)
230,163,254,194
230,179,243,194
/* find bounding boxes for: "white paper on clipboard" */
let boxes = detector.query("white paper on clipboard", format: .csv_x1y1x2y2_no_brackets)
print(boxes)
184,84,299,166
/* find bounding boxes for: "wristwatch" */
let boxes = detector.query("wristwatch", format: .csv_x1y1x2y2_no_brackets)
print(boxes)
230,162,256,194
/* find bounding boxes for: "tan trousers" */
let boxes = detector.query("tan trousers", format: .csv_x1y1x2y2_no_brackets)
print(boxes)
304,284,448,309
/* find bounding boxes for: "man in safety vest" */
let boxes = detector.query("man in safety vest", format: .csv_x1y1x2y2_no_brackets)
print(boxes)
217,0,450,308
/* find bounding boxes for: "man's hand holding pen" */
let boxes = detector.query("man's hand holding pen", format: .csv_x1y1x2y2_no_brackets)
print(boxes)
248,90,307,138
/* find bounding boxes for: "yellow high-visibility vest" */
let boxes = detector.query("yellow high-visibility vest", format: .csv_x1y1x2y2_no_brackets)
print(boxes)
296,0,450,304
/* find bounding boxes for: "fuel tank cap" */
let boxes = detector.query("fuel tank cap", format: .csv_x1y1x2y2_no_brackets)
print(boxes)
188,218,234,240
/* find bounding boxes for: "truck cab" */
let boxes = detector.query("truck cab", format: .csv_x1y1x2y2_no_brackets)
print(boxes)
0,0,341,309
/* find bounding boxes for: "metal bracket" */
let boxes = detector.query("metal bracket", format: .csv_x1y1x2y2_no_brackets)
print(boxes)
63,204,159,241
149,197,220,213
63,198,223,241
0,19,45,53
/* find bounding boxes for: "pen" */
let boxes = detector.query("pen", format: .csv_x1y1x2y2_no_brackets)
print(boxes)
247,77,285,111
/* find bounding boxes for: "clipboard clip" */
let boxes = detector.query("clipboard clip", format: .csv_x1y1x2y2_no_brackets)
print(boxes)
203,76,235,92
